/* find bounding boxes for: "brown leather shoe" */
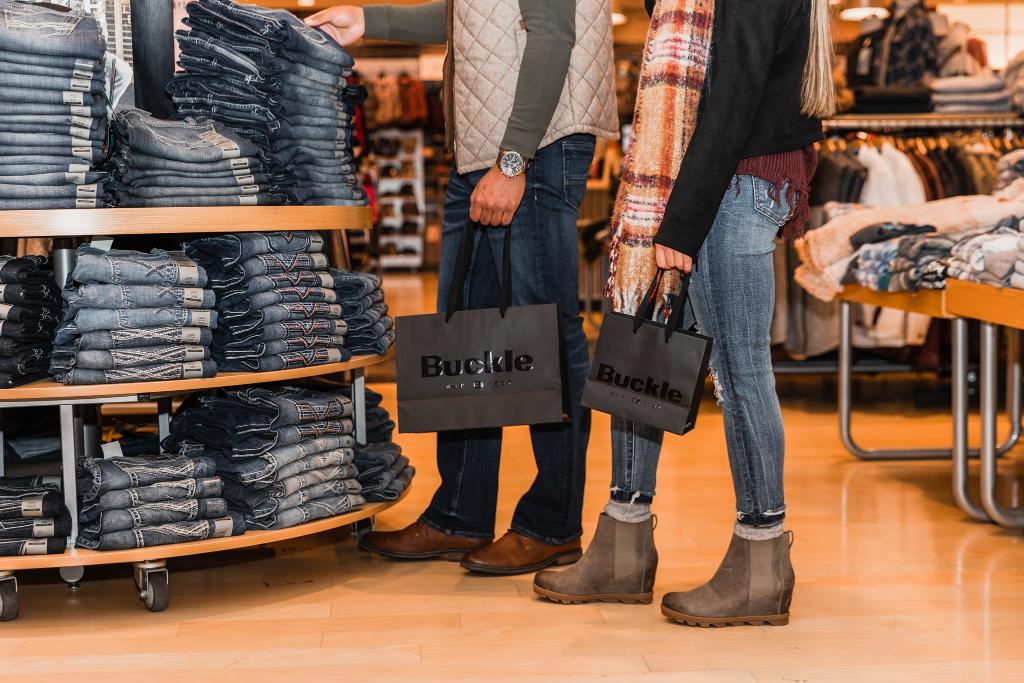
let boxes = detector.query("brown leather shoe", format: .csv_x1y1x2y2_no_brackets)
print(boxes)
359,520,489,561
460,531,582,575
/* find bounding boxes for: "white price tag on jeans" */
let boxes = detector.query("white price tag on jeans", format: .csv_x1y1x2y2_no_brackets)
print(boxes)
183,345,206,361
309,233,324,251
100,440,124,458
76,184,98,199
310,254,329,270
70,126,89,140
33,520,55,538
70,106,90,117
21,495,44,517
326,304,343,318
71,115,92,129
239,195,258,206
180,327,202,344
192,310,212,327
62,90,84,105
239,184,260,195
182,288,206,307
70,78,91,92
75,58,96,72
73,68,92,80
317,272,333,288
65,172,87,184
0,304,13,320
23,539,48,555
72,147,93,160
182,361,205,379
198,129,241,158
75,198,98,209
230,158,251,171
68,163,90,173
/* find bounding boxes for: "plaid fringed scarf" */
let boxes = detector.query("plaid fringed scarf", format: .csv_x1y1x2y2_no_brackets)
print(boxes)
605,0,715,313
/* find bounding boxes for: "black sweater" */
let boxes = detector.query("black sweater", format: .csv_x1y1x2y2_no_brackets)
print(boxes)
646,0,824,256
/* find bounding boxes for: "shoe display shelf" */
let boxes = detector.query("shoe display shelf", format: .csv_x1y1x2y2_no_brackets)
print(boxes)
0,206,409,621
372,128,427,270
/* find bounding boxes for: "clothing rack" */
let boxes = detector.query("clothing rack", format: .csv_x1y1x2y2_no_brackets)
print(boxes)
823,113,1024,132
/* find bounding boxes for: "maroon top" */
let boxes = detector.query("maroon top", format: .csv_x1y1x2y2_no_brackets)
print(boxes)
736,145,818,241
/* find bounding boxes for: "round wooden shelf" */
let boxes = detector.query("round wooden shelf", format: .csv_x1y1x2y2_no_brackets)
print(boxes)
0,348,393,404
946,280,1024,331
0,486,410,571
0,206,372,238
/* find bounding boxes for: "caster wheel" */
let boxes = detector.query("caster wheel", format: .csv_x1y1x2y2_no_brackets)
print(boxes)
0,581,19,622
139,570,169,613
60,566,84,591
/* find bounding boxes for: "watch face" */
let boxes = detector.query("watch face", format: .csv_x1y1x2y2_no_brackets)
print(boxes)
500,151,525,177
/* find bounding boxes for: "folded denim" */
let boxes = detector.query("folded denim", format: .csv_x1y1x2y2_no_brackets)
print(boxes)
254,463,359,502
371,466,415,502
245,493,364,530
61,307,217,334
0,121,106,141
179,417,352,461
0,513,70,540
344,321,394,350
0,127,105,148
0,56,100,80
81,497,229,536
0,475,61,490
0,536,67,556
242,473,360,519
227,384,353,424
220,273,335,304
0,319,55,340
0,179,105,200
79,477,224,522
0,347,50,372
211,435,354,486
117,163,269,185
200,252,330,290
221,303,344,333
114,107,264,163
118,150,265,175
345,304,388,332
183,231,325,270
358,455,410,499
78,455,219,502
2,85,105,107
173,99,277,126
74,327,216,352
338,288,385,317
54,359,218,385
0,196,104,209
0,170,105,187
0,371,47,387
118,183,268,199
72,246,207,287
0,486,63,520
217,318,346,348
220,347,350,372
123,172,270,190
0,256,50,284
345,333,395,356
0,146,104,165
0,156,99,172
115,193,275,208
267,448,354,484
58,344,211,370
77,513,245,551
0,101,107,118
0,1,105,57
222,336,345,359
64,284,215,315
0,303,57,323
354,441,402,479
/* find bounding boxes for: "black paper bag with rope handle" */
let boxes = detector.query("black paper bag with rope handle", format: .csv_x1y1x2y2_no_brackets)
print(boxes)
582,269,712,435
395,222,567,433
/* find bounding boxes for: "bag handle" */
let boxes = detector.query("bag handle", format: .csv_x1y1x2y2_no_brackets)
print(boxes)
444,222,513,322
632,267,695,342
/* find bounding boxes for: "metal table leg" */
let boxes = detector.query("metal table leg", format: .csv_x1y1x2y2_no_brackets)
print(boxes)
980,322,1024,528
952,318,989,521
59,404,80,547
839,301,1022,460
353,368,367,446
157,397,173,451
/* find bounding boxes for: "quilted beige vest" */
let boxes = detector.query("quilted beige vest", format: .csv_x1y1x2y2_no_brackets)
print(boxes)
447,0,619,173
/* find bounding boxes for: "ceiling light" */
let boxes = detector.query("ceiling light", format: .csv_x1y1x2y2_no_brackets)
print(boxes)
839,0,890,21
611,11,628,26
297,0,315,7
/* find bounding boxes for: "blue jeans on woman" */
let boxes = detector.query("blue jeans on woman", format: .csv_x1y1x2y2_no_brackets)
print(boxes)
420,134,596,546
611,175,790,529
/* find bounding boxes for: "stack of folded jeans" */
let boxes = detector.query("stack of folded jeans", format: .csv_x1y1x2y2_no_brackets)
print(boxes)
332,269,394,356
76,449,242,550
163,385,364,530
50,245,219,385
184,231,352,371
168,0,367,206
0,256,60,388
0,477,69,556
110,107,273,208
348,386,413,502
0,0,110,209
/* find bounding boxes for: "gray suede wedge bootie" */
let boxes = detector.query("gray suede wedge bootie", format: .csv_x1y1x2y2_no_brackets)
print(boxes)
533,513,657,605
661,531,794,627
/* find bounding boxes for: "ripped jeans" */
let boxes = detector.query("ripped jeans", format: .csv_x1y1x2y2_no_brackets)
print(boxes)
610,175,788,528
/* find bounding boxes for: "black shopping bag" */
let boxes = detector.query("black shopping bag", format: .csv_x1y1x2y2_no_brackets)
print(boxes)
396,222,566,433
582,269,712,435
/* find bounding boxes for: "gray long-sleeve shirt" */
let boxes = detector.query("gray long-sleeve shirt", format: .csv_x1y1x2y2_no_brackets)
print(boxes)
363,0,575,160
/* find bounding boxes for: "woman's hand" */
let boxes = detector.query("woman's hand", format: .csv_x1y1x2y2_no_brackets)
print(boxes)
305,6,366,46
655,244,693,274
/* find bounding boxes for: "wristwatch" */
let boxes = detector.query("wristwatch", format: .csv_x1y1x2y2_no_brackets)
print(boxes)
497,149,528,178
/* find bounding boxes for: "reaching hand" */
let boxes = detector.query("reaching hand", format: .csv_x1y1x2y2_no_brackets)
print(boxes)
655,244,693,274
469,166,527,227
304,6,366,46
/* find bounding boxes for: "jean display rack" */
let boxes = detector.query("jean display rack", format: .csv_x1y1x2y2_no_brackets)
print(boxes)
0,206,409,621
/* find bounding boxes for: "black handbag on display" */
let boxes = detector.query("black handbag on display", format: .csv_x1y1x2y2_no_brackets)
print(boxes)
582,269,712,435
395,222,567,433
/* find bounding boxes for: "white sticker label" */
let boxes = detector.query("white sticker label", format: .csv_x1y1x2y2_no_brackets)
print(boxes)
235,174,255,185
239,185,259,195
68,163,90,173
73,68,92,80
309,234,324,251
180,327,202,344
75,58,96,71
70,126,89,140
33,520,55,538
317,272,333,287
100,441,124,458
182,288,206,307
24,539,49,555
71,115,92,129
183,345,206,361
327,304,343,317
326,348,343,363
182,361,205,379
75,198,97,209
72,147,93,160
70,105,90,117
62,90,84,105
65,172,87,184
230,158,251,171
212,517,234,537
70,78,91,92
21,496,44,517
323,290,337,303
89,238,114,251
198,129,241,158
76,184,98,199
239,195,258,206
0,304,12,320
328,334,346,345
177,264,200,287
311,254,329,269
192,310,212,327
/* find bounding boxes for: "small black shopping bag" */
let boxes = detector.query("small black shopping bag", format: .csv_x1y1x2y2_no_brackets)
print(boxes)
582,269,712,435
395,222,566,433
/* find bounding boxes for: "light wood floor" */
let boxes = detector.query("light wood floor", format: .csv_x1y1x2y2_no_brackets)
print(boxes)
1,275,1023,681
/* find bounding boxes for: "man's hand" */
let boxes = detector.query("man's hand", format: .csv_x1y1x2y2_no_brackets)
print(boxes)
470,166,526,227
305,6,366,46
655,244,693,274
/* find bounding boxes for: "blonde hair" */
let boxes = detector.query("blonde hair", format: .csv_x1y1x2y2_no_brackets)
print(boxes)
801,0,837,118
